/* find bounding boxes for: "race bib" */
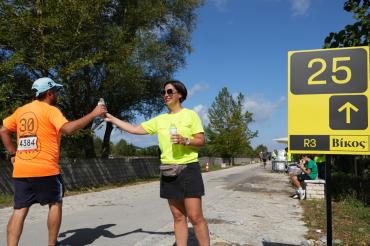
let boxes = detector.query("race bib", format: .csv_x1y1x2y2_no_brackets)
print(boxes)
18,136,38,151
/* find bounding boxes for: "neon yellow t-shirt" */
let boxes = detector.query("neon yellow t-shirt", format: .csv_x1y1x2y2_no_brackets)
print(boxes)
141,108,204,164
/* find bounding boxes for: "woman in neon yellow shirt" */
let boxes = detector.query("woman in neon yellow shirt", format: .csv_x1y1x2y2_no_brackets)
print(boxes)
105,80,210,246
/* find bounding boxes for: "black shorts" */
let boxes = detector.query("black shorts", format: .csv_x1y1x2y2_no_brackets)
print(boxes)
160,162,205,199
13,175,64,209
297,173,312,182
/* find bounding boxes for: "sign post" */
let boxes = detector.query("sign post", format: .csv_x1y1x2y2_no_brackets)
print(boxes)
325,154,332,245
288,46,369,246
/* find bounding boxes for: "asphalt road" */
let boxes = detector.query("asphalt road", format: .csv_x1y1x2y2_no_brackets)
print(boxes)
0,162,307,246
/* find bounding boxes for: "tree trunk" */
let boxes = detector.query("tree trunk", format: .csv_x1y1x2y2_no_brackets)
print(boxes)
83,133,96,158
101,122,113,158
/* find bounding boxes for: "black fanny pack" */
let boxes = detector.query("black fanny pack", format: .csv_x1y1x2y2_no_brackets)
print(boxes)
160,164,186,177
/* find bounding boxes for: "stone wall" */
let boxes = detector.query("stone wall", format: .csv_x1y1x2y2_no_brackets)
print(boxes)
0,156,259,194
0,157,160,194
304,179,326,199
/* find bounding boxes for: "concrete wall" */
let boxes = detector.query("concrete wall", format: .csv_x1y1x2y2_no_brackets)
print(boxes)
0,156,259,194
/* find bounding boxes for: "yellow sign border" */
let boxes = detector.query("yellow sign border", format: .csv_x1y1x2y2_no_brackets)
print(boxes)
288,46,370,155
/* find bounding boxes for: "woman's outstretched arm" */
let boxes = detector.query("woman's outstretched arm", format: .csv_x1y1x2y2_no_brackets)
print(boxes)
105,113,147,135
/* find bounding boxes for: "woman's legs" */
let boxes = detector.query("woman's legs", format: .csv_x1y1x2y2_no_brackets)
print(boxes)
168,199,188,246
185,197,210,246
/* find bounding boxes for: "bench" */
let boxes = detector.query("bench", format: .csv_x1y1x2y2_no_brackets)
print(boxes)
303,179,325,199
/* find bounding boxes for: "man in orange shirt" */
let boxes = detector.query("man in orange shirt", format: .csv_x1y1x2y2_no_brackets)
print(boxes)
0,77,107,246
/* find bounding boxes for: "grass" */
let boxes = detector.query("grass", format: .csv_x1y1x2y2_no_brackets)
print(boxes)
301,197,370,245
0,194,13,208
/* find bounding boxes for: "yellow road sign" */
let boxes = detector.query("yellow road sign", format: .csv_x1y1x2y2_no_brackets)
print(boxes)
288,46,370,154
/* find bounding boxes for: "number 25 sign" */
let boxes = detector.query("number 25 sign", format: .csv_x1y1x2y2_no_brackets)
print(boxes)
288,46,370,155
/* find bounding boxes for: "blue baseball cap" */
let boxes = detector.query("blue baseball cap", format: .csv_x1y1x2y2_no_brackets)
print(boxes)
32,77,63,97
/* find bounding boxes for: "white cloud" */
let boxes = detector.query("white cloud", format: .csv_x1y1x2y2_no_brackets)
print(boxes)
188,83,209,97
210,0,230,12
290,0,310,16
243,95,286,122
193,104,209,126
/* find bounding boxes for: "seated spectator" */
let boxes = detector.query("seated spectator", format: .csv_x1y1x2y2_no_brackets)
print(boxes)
289,154,318,199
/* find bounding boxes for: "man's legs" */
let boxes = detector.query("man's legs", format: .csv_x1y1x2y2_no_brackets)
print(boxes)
7,207,29,246
47,201,62,246
290,174,302,189
290,174,306,199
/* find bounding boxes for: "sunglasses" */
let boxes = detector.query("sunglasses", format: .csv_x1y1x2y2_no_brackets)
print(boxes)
160,89,178,96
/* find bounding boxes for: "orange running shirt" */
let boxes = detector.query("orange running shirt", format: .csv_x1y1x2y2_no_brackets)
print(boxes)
3,100,68,177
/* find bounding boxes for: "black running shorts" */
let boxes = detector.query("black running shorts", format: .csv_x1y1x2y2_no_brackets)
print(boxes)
160,162,205,199
13,175,64,209
297,173,312,182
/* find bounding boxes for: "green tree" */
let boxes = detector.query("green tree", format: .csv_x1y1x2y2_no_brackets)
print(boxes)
113,139,137,156
0,0,202,158
205,87,258,163
324,0,369,48
254,144,268,157
93,136,103,158
137,145,160,157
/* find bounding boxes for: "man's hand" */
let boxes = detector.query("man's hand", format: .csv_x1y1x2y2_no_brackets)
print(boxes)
61,105,107,135
298,159,305,169
91,104,107,118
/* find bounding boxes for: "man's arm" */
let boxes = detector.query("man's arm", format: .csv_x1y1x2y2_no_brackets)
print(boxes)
60,105,107,135
0,126,16,154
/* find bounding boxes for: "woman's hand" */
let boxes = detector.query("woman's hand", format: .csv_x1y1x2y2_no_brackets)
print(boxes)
170,134,186,145
104,113,116,124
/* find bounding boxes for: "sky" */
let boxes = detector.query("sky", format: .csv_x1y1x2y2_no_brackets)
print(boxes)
100,0,356,151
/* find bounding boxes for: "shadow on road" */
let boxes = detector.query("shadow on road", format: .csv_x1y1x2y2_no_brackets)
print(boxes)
171,228,199,246
58,224,174,245
58,224,136,245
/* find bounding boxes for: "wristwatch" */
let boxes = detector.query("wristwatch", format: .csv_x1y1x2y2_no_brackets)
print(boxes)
6,151,16,158
184,138,191,146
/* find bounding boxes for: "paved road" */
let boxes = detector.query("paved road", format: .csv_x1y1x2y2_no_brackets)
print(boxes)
0,162,307,246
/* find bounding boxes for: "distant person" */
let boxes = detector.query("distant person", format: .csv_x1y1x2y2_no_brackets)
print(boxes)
104,80,210,246
289,154,318,199
271,150,277,160
262,151,269,168
285,147,292,162
314,155,326,179
0,77,107,246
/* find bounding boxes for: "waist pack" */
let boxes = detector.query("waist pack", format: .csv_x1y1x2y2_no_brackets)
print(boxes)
160,164,186,177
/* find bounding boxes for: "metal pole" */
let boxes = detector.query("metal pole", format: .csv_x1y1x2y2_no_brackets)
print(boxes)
325,154,332,246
